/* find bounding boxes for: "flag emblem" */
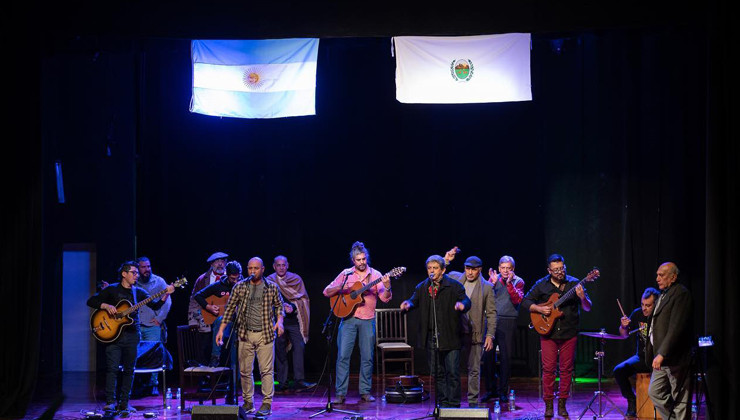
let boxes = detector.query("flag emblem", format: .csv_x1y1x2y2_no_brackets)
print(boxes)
243,67,266,90
451,59,474,82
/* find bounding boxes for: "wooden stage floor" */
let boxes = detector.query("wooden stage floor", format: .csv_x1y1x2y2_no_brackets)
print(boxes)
23,373,705,420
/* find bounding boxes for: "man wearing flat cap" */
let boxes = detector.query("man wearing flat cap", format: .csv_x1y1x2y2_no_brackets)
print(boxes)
444,247,497,408
188,251,229,366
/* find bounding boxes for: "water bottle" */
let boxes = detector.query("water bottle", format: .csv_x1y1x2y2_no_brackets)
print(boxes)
493,400,501,414
691,402,698,420
165,387,172,409
176,388,181,410
509,389,516,411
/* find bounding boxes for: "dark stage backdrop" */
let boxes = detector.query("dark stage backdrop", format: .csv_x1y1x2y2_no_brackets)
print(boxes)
5,18,735,419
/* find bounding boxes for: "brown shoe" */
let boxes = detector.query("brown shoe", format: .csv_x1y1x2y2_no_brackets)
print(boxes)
360,394,376,402
544,399,554,417
558,398,569,417
333,395,346,405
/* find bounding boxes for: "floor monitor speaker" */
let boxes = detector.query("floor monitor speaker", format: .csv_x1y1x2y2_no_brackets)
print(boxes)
437,407,490,420
191,405,240,420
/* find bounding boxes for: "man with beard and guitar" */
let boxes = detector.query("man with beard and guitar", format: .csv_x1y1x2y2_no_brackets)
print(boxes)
522,254,596,418
323,241,394,404
188,251,229,367
87,260,175,417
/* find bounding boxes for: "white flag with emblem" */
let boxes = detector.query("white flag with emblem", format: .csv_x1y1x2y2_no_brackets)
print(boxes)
190,38,319,119
393,33,531,104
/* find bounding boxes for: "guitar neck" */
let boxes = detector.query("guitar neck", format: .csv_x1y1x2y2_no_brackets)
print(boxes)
553,278,588,308
124,288,168,315
356,276,384,295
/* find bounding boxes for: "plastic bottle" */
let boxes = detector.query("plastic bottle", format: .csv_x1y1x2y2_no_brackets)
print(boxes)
509,389,516,411
691,402,698,420
176,388,181,410
493,400,501,414
165,387,172,409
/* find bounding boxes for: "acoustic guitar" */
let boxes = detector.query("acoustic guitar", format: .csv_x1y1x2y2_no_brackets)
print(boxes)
330,267,406,318
529,268,600,336
90,277,188,343
201,294,230,326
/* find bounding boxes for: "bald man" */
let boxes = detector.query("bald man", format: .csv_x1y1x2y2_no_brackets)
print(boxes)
646,262,693,420
216,257,285,417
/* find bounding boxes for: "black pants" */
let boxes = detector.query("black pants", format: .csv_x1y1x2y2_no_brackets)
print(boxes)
613,354,649,401
484,317,517,397
105,331,140,406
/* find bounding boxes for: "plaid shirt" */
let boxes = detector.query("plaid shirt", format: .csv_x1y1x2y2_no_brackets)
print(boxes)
222,278,285,344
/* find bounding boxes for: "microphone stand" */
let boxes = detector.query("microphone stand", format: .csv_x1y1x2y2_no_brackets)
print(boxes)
310,271,359,418
411,278,441,420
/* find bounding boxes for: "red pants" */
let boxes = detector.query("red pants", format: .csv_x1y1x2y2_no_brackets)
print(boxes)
540,335,577,401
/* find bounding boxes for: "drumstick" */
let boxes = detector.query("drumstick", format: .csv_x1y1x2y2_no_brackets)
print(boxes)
616,298,627,318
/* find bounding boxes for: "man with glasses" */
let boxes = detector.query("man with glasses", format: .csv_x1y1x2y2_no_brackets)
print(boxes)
522,254,591,418
87,260,175,417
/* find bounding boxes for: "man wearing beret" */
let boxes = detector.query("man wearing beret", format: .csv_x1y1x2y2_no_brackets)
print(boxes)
188,251,229,367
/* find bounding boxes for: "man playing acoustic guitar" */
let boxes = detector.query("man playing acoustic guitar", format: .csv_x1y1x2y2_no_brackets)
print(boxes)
323,241,393,404
522,254,592,418
87,260,175,417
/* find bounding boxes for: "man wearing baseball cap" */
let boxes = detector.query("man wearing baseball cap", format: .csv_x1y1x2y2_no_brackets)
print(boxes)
444,247,497,408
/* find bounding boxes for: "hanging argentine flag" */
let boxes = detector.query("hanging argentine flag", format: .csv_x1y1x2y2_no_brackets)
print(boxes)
190,38,319,119
393,33,531,104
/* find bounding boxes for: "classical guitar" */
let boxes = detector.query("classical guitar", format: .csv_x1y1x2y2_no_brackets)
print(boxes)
201,294,230,326
90,277,188,343
330,267,406,318
529,268,600,336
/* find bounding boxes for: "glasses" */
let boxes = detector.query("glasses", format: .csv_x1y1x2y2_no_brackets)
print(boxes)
127,270,140,276
549,267,566,274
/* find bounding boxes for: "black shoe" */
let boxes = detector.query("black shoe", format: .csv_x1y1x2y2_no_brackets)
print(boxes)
558,398,569,417
150,386,159,396
480,391,497,402
544,400,554,417
118,405,136,418
103,403,117,411
294,380,317,390
626,398,637,417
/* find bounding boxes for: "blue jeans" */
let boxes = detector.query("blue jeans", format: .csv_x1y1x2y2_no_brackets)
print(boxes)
140,325,163,385
336,317,375,396
212,316,234,363
427,336,461,407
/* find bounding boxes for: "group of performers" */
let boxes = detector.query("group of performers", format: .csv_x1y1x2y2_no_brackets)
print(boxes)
87,241,694,420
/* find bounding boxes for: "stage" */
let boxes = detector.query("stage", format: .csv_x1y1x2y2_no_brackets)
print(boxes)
24,373,704,420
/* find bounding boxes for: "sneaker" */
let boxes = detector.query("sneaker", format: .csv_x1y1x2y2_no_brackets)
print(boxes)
360,394,376,402
332,395,346,405
256,402,272,416
294,380,317,390
118,405,136,418
240,402,256,414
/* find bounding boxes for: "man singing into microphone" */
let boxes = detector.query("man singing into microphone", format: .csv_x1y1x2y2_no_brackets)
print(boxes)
323,241,392,404
401,255,471,408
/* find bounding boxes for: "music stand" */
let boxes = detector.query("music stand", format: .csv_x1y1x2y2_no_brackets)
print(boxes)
577,329,626,419
309,272,359,418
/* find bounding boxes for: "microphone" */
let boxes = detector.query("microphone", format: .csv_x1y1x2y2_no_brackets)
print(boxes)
343,269,354,276
244,274,255,281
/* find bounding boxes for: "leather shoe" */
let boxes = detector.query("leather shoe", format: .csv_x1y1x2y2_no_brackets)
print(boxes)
240,402,255,414
333,395,346,405
480,391,497,402
360,394,376,402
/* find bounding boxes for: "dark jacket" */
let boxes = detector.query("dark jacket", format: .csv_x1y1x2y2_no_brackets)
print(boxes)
404,274,471,351
645,283,693,366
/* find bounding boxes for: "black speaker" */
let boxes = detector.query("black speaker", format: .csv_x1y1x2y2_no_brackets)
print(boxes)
438,407,490,419
191,405,240,420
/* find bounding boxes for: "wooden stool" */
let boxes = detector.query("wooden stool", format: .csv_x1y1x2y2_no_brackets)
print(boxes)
636,373,662,419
